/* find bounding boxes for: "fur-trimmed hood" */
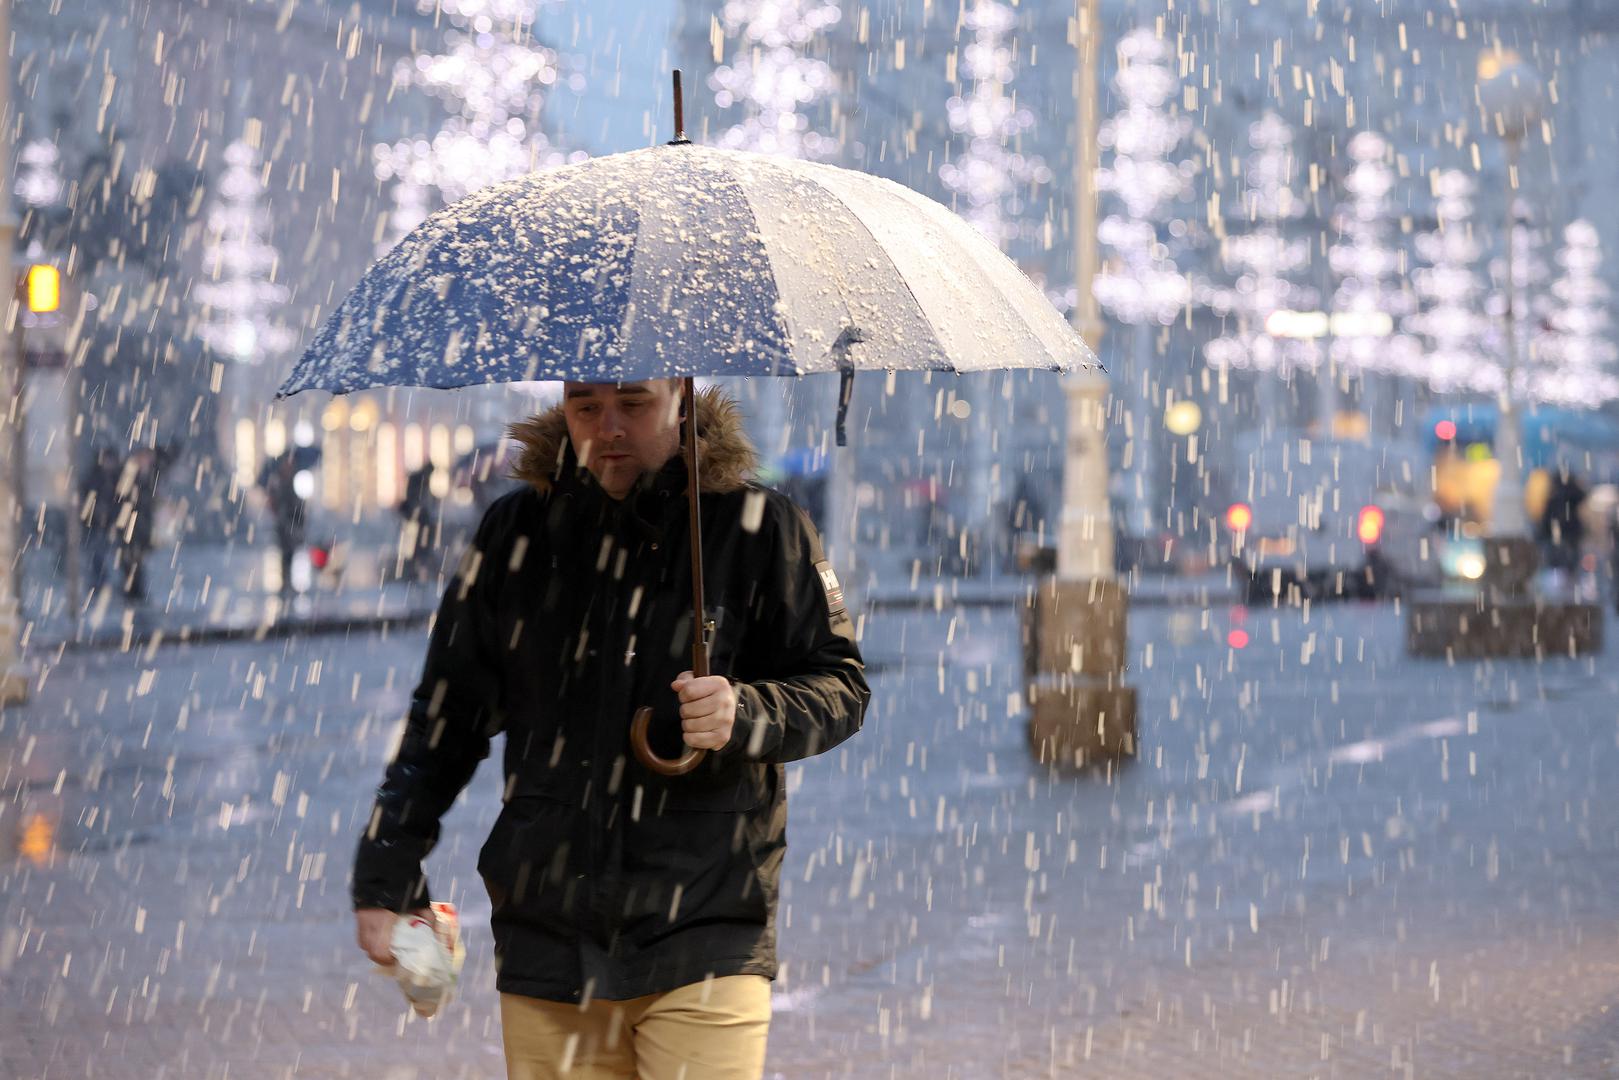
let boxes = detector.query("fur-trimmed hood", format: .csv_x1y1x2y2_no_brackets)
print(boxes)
507,387,759,497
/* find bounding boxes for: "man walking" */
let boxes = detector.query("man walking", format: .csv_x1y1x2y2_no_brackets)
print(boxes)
353,379,870,1079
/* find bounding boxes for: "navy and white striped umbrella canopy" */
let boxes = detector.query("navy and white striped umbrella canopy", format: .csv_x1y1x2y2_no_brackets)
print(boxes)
278,144,1097,396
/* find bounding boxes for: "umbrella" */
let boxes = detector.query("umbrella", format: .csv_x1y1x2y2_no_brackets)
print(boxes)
281,72,1098,775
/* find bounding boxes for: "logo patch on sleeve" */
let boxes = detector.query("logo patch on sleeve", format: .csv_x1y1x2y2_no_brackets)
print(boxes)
814,559,847,619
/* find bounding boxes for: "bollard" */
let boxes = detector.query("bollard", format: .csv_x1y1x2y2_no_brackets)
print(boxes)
1024,577,1137,768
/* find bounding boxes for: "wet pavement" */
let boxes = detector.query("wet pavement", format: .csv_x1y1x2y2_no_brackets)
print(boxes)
4,598,1619,1077
9,539,1231,660
15,539,444,653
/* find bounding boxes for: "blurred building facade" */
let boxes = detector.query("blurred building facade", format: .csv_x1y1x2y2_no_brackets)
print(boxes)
10,0,1619,563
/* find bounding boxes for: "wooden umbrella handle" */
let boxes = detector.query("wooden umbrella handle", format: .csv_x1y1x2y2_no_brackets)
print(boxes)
631,705,705,776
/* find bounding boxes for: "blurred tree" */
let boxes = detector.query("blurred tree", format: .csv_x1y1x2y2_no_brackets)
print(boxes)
1408,170,1496,395
1488,198,1554,392
1092,27,1199,541
196,139,294,367
1204,112,1318,383
1526,220,1619,407
1326,131,1422,433
939,0,1050,247
708,0,842,159
374,0,582,205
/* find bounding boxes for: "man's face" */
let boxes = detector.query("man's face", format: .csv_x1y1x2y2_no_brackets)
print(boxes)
562,379,683,499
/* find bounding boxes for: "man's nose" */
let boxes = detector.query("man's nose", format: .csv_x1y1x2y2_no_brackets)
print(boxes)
598,407,626,439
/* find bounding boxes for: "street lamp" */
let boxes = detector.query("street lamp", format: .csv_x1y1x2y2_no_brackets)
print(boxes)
24,264,58,316
1478,53,1545,538
1026,0,1137,769
1164,399,1201,437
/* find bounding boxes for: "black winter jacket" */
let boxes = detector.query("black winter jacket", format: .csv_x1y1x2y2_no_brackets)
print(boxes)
352,391,870,1002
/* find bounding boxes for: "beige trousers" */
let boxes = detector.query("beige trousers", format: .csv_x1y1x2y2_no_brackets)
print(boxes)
501,975,770,1080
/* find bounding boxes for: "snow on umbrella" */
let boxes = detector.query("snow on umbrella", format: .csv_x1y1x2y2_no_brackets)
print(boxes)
279,73,1098,776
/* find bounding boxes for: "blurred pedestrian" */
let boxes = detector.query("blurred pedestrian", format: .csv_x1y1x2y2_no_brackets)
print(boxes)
352,381,868,1080
113,448,159,604
1005,473,1046,571
396,462,440,582
1610,500,1619,613
259,453,307,597
80,446,121,596
1538,469,1587,593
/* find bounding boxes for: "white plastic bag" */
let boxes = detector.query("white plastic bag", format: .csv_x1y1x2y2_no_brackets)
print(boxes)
381,901,465,1018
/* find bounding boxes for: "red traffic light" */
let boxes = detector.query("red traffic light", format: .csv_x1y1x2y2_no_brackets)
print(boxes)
1356,505,1385,545
1434,419,1457,441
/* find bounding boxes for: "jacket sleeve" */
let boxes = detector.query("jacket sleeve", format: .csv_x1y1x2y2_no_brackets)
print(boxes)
351,502,512,912
726,499,871,764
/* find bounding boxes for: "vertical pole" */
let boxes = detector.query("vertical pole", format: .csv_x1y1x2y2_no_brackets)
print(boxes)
1315,358,1338,437
683,376,708,679
1057,0,1113,582
10,306,23,587
1127,319,1156,540
670,70,690,145
1493,137,1529,537
962,374,993,572
1254,370,1281,432
63,353,81,614
0,0,27,702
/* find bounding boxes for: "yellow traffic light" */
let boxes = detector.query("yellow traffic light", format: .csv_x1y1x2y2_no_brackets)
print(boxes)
25,264,59,314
